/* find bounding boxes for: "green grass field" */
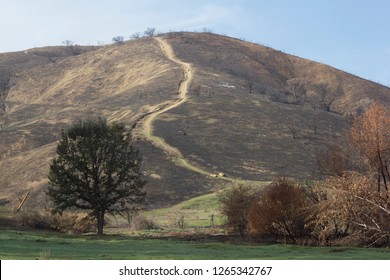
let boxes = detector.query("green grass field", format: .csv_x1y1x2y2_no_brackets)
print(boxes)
1,229,390,260
2,193,390,260
141,184,268,229
143,192,225,228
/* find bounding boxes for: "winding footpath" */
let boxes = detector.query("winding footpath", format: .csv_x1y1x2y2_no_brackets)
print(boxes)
137,37,264,185
140,37,212,177
141,37,192,161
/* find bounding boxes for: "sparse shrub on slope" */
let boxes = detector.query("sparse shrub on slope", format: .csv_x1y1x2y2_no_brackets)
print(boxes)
317,144,350,177
112,36,125,44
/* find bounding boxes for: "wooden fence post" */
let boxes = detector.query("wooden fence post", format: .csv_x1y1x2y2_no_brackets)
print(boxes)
17,191,30,211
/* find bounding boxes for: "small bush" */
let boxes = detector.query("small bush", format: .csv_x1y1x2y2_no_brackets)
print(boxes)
218,185,256,236
18,211,95,233
112,36,125,44
18,211,49,229
130,214,161,230
144,27,156,37
317,144,349,177
248,178,313,244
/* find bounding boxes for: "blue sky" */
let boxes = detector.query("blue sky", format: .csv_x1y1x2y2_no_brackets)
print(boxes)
1,0,390,86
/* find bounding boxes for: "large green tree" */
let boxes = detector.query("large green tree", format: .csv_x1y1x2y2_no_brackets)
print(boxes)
46,118,146,235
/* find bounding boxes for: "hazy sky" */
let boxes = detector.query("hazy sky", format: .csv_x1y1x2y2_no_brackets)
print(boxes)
1,0,390,86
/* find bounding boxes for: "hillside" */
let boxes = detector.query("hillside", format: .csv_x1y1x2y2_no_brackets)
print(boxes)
0,45,97,116
1,32,390,209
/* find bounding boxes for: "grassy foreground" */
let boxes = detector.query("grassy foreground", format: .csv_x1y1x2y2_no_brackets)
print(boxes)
143,191,225,228
1,229,390,260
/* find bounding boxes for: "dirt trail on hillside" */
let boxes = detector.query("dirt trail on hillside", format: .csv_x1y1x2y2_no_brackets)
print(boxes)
137,37,264,184
133,37,212,176
141,37,191,156
138,37,212,176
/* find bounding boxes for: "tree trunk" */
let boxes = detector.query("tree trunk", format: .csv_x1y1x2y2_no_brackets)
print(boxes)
384,161,390,194
97,209,105,235
377,148,387,193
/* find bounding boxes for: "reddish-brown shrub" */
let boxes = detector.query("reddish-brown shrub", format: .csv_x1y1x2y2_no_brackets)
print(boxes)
248,178,313,244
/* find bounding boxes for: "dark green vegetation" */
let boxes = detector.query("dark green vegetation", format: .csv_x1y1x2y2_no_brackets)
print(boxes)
47,118,146,235
1,229,389,260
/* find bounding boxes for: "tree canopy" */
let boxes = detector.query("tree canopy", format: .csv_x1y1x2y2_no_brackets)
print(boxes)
46,118,146,235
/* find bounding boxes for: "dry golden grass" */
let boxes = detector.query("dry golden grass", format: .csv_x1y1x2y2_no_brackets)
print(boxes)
0,38,182,208
1,32,390,209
